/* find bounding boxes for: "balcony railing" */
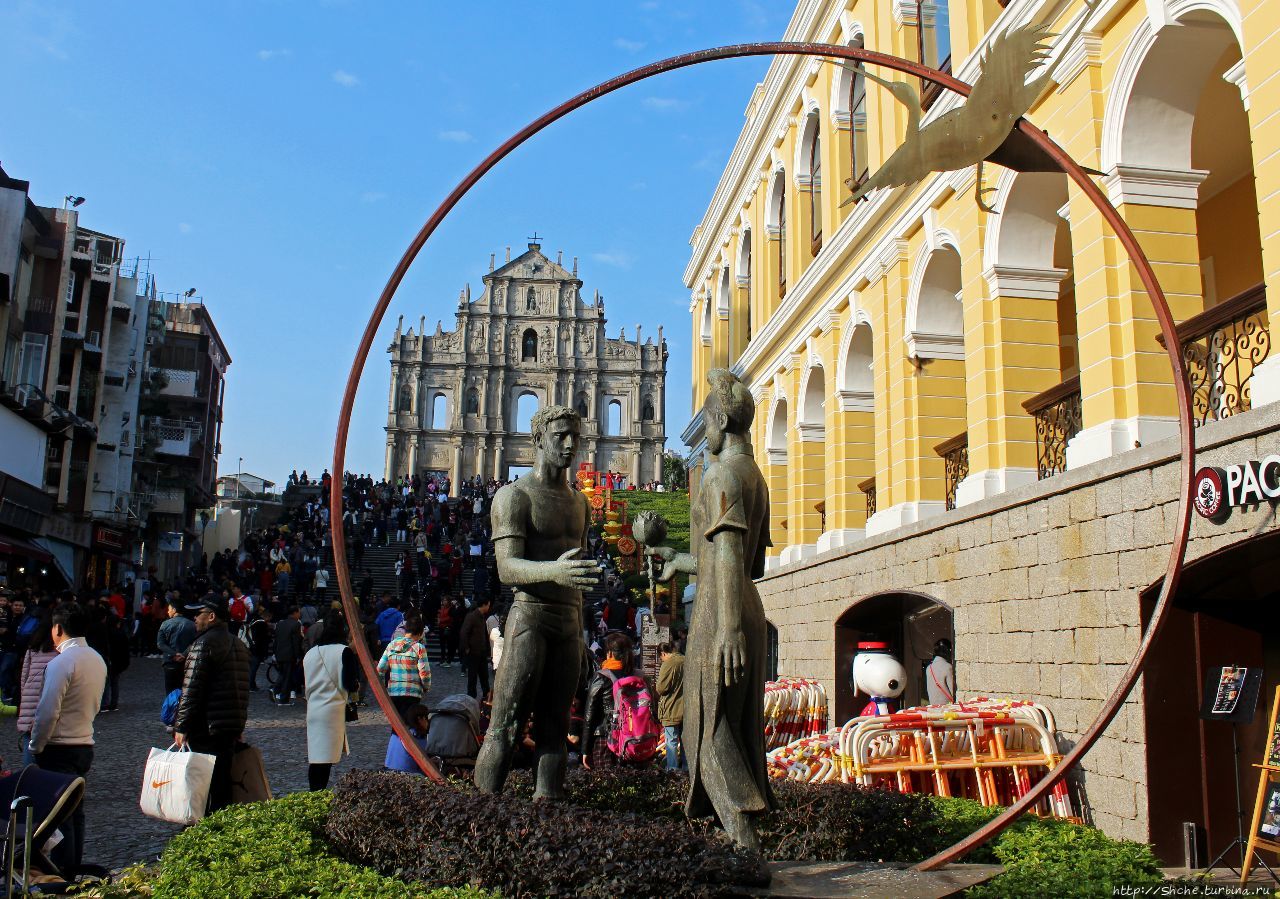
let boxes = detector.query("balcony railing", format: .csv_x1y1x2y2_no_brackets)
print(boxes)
158,367,199,398
858,476,876,519
1158,284,1269,427
1022,375,1082,481
151,418,203,456
934,432,968,512
23,296,56,333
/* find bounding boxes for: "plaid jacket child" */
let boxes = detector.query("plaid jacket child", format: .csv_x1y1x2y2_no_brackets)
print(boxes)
376,636,432,698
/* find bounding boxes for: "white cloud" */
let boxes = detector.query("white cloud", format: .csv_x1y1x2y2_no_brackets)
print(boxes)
613,37,645,53
332,69,360,88
639,0,659,9
437,130,474,143
360,191,387,204
642,96,689,112
257,48,291,61
178,223,192,235
591,251,634,269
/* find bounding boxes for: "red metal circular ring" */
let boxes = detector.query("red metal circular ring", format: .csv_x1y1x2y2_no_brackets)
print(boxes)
330,43,1195,864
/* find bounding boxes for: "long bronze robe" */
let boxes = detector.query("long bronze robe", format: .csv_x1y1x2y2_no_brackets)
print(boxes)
684,443,777,821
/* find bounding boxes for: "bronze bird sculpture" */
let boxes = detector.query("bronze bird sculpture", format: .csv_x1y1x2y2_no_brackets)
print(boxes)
844,0,1100,212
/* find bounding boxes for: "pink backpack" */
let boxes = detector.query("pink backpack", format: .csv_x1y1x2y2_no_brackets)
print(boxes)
605,673,662,763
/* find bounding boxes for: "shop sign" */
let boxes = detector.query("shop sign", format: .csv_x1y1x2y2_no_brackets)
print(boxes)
1193,456,1280,521
41,516,89,548
92,525,125,551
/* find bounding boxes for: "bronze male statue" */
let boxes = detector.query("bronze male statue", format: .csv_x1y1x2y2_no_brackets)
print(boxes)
651,369,775,850
474,405,600,799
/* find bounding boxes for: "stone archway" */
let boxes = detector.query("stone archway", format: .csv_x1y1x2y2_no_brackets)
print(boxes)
833,591,954,724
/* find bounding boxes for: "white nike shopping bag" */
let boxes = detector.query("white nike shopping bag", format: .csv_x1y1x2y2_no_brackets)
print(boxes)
139,744,216,825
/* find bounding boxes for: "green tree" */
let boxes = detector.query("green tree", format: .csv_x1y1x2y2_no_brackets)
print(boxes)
661,450,688,491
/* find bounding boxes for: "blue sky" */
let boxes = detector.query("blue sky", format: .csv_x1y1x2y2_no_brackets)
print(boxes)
0,1,792,485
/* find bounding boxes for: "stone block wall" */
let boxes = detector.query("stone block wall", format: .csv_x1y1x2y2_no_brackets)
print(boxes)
755,402,1280,843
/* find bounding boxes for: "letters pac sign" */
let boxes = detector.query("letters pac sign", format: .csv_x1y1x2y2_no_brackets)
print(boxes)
1193,455,1280,521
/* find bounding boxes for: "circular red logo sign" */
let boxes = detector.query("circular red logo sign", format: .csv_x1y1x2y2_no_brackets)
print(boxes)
1193,467,1225,519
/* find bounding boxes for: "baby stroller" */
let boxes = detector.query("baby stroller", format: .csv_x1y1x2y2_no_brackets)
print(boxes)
421,694,483,777
0,765,104,895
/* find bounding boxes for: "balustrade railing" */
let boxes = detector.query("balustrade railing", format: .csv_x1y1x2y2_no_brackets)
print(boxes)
1022,375,1082,481
858,476,876,519
934,432,968,512
1158,284,1269,427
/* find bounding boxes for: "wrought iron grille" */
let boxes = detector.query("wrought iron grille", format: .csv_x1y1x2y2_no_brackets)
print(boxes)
1022,375,1082,481
1164,285,1269,427
934,433,968,512
858,476,876,519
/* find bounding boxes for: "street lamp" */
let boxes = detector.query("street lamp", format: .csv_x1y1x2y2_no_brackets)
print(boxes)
63,195,85,209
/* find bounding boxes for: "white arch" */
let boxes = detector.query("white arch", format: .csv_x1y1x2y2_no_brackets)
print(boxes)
700,292,713,345
794,106,822,181
904,242,964,361
1101,1,1243,172
766,169,787,233
606,399,623,436
513,390,540,433
837,317,876,415
984,171,1070,271
767,395,789,454
717,265,731,317
831,31,867,121
835,307,872,390
799,363,826,427
736,228,752,281
430,392,449,430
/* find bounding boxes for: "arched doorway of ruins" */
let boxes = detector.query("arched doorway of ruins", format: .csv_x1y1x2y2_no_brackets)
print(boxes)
832,591,954,724
1141,527,1280,865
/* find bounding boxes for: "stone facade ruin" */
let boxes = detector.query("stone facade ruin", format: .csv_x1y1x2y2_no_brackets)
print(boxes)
385,242,667,485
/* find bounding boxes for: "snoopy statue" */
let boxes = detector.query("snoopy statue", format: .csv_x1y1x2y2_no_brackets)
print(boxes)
851,640,908,717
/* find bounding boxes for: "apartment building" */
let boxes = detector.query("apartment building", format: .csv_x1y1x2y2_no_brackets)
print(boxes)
0,164,231,589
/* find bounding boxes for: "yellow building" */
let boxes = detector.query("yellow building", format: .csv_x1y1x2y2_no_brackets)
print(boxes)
684,0,1279,861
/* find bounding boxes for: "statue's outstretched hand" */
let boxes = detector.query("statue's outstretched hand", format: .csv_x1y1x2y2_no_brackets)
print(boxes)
717,627,747,688
649,545,681,583
549,548,601,589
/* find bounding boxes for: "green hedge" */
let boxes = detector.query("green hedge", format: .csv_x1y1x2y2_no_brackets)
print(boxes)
919,797,1164,897
73,777,1165,898
150,791,492,899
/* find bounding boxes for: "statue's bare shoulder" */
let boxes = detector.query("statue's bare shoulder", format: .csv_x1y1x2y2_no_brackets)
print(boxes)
491,480,534,541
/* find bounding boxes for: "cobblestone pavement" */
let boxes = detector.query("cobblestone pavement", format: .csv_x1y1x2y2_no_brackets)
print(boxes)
62,654,468,870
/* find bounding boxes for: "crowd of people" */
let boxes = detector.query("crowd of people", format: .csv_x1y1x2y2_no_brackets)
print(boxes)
0,465,687,872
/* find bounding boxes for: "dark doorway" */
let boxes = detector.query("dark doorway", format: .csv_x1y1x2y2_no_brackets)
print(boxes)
833,591,954,724
1141,529,1280,864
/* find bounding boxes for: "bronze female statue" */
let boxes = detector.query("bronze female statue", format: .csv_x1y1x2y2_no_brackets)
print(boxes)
651,369,775,850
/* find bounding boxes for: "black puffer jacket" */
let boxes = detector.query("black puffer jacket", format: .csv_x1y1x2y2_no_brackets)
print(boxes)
175,623,250,739
583,669,620,759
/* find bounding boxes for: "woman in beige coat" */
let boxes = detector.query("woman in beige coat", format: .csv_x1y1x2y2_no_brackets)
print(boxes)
303,613,359,790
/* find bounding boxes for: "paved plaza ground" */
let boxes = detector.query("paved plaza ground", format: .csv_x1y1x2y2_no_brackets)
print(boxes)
53,654,468,870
